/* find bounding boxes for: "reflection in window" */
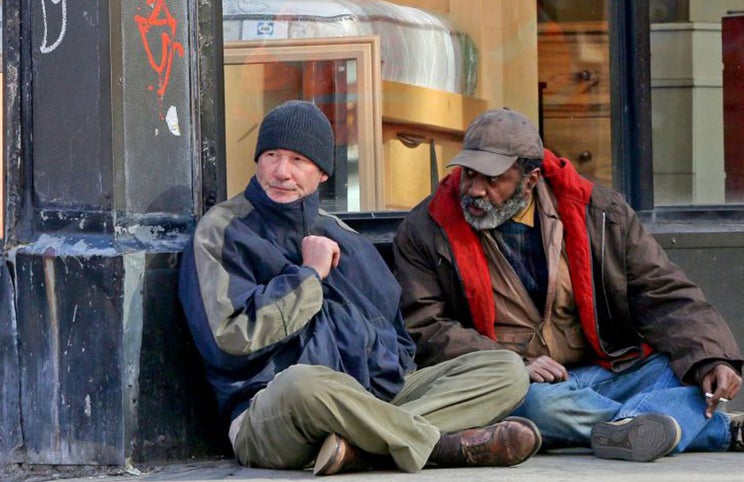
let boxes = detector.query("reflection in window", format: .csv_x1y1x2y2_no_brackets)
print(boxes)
223,37,382,211
537,0,612,188
650,2,744,206
224,54,362,212
221,0,477,213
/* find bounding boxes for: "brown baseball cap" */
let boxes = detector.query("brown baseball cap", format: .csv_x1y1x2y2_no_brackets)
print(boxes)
447,108,544,177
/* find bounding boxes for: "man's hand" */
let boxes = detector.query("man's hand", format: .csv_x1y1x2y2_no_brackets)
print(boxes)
301,235,340,279
525,355,569,383
700,363,742,418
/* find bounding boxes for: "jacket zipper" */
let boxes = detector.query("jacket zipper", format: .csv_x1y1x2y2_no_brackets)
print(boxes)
600,211,612,320
301,199,308,238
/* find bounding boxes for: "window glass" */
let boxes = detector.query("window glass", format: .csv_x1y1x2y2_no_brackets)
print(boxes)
223,41,374,212
650,0,744,205
537,0,612,188
221,1,628,212
221,0,486,213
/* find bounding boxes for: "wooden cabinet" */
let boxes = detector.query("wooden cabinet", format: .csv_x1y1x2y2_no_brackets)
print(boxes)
538,21,612,186
381,81,487,210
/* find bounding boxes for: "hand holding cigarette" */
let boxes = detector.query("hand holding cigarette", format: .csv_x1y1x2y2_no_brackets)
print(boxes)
705,392,730,403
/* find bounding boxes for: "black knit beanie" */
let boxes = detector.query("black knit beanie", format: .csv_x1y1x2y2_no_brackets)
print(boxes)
254,100,335,176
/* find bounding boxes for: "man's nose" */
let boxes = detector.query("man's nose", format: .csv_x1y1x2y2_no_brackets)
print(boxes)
274,156,291,178
467,176,487,197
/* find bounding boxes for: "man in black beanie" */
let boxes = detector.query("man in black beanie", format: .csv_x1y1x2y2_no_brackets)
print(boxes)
179,100,542,475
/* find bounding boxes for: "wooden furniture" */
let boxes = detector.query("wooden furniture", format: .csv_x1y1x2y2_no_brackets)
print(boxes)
223,38,488,211
381,81,487,210
538,21,612,186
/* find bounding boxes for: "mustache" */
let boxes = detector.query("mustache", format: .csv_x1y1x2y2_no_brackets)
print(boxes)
461,195,495,212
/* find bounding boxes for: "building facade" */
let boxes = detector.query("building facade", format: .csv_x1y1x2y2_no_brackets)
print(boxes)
1,0,744,467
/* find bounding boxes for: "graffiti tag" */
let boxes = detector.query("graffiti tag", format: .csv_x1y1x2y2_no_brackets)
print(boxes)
134,0,185,100
40,0,68,54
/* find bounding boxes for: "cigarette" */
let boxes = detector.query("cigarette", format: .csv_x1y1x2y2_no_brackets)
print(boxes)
705,392,730,402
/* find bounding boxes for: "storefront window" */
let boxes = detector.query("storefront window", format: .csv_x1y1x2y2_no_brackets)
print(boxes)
650,0,744,205
537,0,612,188
221,0,482,212
220,1,624,212
223,37,382,212
218,1,744,213
220,0,494,213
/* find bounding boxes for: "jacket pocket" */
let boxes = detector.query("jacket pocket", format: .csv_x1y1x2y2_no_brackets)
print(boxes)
495,326,537,355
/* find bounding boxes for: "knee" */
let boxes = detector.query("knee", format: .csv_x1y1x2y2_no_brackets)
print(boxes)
270,364,346,413
471,349,528,389
272,364,333,397
453,350,529,400
499,351,529,398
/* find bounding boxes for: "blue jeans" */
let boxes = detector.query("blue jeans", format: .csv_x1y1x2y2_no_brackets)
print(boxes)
510,354,731,452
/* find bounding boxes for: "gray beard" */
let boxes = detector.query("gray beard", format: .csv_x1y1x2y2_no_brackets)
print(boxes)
461,181,529,230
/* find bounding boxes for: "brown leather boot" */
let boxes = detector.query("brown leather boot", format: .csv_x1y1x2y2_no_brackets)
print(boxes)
429,417,542,467
313,433,376,476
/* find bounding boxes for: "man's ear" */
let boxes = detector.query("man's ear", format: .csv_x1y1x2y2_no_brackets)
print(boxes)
320,173,329,183
524,168,541,191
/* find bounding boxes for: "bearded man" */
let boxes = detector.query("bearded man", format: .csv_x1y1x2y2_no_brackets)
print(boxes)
393,107,744,462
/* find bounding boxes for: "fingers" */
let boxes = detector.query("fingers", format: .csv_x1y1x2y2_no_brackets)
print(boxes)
704,390,724,418
330,247,340,268
701,364,742,418
301,235,341,279
526,356,568,383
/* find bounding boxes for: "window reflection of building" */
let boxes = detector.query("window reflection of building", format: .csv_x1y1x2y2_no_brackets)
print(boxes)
649,1,744,206
223,37,382,211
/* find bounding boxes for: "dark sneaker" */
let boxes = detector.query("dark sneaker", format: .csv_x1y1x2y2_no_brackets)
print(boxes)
729,412,744,451
590,413,681,462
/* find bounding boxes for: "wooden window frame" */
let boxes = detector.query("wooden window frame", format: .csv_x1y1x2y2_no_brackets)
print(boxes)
222,36,384,211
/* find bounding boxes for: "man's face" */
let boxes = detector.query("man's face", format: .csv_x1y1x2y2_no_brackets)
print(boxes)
459,165,533,230
256,148,328,203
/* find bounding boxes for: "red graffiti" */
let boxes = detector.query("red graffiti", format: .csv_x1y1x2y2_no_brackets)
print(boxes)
135,0,184,100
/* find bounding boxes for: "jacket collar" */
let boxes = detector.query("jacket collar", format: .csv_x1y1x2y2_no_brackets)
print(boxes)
427,150,596,343
245,176,320,235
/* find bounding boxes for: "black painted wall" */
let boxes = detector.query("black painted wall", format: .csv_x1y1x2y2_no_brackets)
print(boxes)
1,0,227,466
0,259,22,464
30,1,113,216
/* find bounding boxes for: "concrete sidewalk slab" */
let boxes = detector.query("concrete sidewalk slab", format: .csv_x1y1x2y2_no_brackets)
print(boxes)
25,451,743,482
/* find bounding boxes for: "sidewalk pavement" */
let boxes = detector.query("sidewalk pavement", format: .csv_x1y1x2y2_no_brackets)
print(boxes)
13,450,742,482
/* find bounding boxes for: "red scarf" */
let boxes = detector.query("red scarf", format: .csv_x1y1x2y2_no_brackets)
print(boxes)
429,167,497,340
428,149,631,362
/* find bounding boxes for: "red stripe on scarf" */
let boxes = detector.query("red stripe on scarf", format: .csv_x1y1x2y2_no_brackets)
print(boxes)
540,150,602,357
429,168,496,340
541,150,653,365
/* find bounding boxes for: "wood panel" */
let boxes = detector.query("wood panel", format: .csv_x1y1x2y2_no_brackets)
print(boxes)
543,116,612,186
538,21,612,186
538,21,610,113
382,81,487,133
